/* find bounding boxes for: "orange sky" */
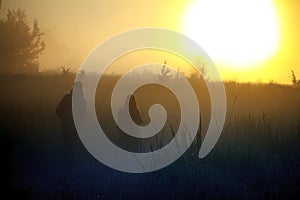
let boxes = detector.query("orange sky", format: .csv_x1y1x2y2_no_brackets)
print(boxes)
2,0,300,84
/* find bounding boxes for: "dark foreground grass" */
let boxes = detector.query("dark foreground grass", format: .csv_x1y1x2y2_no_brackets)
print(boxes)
1,74,300,199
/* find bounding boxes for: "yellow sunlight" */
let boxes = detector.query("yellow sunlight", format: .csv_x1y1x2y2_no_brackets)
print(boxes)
181,0,281,70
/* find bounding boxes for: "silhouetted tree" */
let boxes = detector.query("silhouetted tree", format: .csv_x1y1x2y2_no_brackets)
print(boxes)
0,8,45,74
290,70,300,88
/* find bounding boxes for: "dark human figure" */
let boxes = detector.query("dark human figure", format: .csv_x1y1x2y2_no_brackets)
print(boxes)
56,82,86,175
117,95,144,151
117,95,143,129
128,94,143,126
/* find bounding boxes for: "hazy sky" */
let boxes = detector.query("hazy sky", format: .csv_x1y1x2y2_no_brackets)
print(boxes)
2,0,300,83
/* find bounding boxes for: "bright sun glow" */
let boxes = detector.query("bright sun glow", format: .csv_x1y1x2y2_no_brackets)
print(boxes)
181,0,280,69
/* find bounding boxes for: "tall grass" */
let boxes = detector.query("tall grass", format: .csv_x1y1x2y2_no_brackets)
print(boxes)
1,73,300,199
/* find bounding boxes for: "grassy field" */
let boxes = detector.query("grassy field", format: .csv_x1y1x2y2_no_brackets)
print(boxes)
1,73,300,199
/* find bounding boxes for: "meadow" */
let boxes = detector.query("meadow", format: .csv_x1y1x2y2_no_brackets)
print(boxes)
1,72,300,199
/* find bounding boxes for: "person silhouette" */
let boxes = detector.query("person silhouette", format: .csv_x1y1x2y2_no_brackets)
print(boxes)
56,81,87,175
118,94,143,127
129,94,143,125
117,94,144,151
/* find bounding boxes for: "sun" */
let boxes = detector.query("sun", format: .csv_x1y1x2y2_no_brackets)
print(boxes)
181,0,280,70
